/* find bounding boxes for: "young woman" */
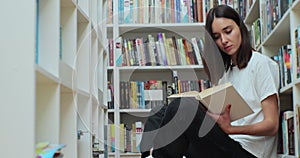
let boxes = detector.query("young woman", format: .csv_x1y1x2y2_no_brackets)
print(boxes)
147,5,280,158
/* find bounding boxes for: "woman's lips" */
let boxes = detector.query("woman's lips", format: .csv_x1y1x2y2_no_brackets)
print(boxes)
224,45,232,52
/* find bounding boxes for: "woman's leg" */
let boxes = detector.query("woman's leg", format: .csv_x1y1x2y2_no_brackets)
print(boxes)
152,98,191,158
140,105,168,158
153,97,256,158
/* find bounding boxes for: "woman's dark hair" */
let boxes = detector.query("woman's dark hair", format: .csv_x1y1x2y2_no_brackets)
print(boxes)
205,5,252,71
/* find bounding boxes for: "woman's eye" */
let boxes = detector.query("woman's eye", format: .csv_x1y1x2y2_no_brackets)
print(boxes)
225,30,232,34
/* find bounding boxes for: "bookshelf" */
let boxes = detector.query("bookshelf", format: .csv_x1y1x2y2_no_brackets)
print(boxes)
106,0,210,157
1,0,107,157
244,0,300,157
106,0,300,158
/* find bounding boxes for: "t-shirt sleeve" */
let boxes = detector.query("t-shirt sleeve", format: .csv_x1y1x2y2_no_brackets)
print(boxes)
254,56,280,102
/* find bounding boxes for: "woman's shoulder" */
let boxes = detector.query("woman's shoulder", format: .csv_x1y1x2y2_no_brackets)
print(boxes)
251,51,277,65
250,51,279,71
252,51,268,60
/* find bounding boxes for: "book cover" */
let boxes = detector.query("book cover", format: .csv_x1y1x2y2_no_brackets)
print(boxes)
124,0,132,24
157,33,168,66
168,82,253,122
281,110,294,154
191,37,203,66
115,37,123,66
36,142,66,158
119,0,124,24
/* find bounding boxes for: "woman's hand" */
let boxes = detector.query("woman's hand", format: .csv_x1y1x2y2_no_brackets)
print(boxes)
207,95,279,136
207,104,232,134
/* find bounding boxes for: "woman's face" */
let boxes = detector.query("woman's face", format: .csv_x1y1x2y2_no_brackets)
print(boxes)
211,17,242,61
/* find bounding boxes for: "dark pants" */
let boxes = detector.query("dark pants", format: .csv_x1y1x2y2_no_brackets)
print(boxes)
144,97,256,158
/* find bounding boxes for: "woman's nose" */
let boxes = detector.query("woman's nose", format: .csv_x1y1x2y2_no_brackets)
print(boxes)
220,34,228,44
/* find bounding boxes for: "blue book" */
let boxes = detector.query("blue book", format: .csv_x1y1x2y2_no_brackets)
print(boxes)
36,142,66,158
119,0,124,24
140,81,145,109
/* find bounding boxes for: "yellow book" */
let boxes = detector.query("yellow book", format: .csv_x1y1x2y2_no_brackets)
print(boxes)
168,82,253,122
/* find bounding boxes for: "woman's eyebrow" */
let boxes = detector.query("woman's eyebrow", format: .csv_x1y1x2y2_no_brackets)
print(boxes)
222,25,231,31
212,25,232,34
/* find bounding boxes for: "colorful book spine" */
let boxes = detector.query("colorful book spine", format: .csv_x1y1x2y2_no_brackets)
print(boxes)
124,0,131,23
119,0,124,24
115,37,123,66
296,26,300,78
144,0,149,23
135,121,143,152
180,0,189,23
109,39,114,66
157,33,168,65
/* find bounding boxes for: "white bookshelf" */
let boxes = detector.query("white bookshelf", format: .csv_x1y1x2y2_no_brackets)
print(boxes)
245,0,300,157
36,0,60,77
106,0,300,157
106,1,208,157
0,0,107,157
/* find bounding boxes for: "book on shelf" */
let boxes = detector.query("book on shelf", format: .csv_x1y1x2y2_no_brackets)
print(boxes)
35,142,66,158
115,37,123,66
168,82,253,122
280,110,295,155
295,25,300,78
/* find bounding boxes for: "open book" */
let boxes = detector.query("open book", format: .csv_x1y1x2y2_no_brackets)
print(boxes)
168,82,253,122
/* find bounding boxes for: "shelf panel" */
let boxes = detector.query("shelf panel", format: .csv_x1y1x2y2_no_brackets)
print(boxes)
262,10,290,47
60,92,77,158
244,0,259,25
36,0,60,77
107,23,206,35
108,109,114,113
76,88,90,98
292,0,300,10
107,66,114,70
61,0,76,7
77,0,89,19
121,23,205,31
76,9,90,94
36,65,60,84
295,78,300,86
277,154,297,158
117,65,204,71
60,5,77,68
35,80,60,143
120,109,151,113
60,83,74,93
77,7,89,23
109,152,141,158
280,83,293,94
59,61,74,90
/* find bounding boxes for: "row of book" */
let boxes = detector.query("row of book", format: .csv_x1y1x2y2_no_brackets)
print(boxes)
247,0,296,50
278,110,296,155
260,0,295,41
106,0,256,25
106,0,204,24
107,81,114,109
119,80,167,109
205,0,255,20
109,34,203,67
107,121,144,153
295,25,300,79
117,79,211,109
271,45,290,88
252,21,300,83
251,18,261,50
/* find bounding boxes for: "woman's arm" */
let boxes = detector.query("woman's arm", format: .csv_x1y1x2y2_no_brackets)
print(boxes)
209,94,279,136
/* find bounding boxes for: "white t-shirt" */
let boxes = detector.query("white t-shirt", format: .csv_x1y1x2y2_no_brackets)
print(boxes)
219,51,280,158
